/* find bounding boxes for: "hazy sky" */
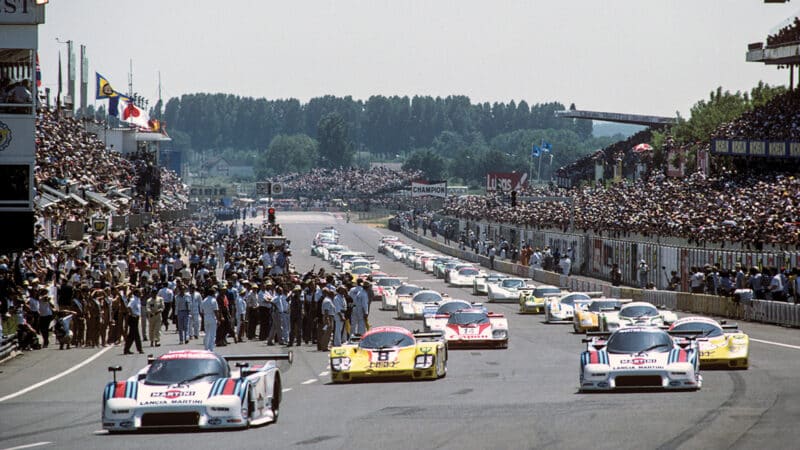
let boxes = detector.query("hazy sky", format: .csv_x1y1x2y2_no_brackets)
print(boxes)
37,0,798,118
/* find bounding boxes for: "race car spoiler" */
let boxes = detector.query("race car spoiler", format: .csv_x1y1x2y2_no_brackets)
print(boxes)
414,331,444,341
224,353,294,364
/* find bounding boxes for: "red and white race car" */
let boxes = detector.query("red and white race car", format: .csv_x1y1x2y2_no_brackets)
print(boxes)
434,308,508,349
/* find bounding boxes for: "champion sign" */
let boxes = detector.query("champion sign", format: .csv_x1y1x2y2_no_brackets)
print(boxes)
411,182,447,198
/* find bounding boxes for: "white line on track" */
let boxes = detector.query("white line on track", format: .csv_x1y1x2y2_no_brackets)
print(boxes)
301,378,317,385
750,338,800,350
282,388,292,393
2,442,52,450
0,345,113,403
319,371,330,377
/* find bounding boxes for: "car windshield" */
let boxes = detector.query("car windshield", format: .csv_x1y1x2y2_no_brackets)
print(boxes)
588,300,622,312
437,301,472,315
671,322,723,338
396,285,421,296
414,292,443,303
144,358,226,385
560,294,590,306
620,305,659,318
501,279,524,289
359,331,415,349
458,268,479,276
352,267,371,275
606,330,674,354
534,287,561,296
448,312,489,325
351,260,370,267
377,278,403,287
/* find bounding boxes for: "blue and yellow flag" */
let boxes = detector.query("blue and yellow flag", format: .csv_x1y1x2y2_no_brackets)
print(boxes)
95,72,118,99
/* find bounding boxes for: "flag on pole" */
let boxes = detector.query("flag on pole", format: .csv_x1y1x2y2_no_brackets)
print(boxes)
108,96,120,117
531,145,541,158
119,95,150,128
542,142,552,152
95,73,118,99
35,52,42,87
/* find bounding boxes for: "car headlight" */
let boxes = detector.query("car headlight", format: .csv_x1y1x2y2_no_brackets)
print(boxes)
492,330,508,339
330,357,351,372
414,354,434,369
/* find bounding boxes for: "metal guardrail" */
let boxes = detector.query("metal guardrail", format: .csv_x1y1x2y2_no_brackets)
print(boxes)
402,227,799,328
0,335,18,360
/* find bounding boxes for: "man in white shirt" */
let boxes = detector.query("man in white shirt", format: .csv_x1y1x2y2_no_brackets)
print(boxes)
124,288,144,354
200,287,220,351
157,282,174,332
190,285,202,339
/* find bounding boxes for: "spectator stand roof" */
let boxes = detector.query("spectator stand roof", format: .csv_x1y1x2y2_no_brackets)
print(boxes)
554,110,676,127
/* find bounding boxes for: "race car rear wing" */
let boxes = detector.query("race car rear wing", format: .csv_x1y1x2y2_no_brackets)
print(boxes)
414,331,444,341
223,353,294,364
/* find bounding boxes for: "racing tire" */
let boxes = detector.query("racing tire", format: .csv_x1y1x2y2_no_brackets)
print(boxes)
271,377,281,423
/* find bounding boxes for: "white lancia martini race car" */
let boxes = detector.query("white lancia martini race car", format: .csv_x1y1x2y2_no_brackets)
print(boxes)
579,327,701,392
102,350,291,432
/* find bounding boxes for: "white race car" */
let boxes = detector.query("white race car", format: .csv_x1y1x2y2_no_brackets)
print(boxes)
599,301,678,332
397,290,446,320
544,292,595,323
579,327,701,391
487,278,531,302
371,277,405,306
423,300,485,332
440,308,508,349
102,350,292,432
472,273,508,296
383,284,422,311
448,266,485,287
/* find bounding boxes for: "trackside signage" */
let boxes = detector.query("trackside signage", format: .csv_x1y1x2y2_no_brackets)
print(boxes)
411,181,447,197
0,0,46,24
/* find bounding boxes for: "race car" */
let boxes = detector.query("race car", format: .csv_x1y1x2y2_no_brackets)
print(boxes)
598,301,678,332
518,285,564,314
443,263,473,283
440,308,508,349
383,284,422,311
579,327,701,391
329,326,447,383
371,276,405,304
544,292,595,323
448,266,485,287
397,290,446,320
572,299,629,333
472,273,508,296
423,300,486,332
669,317,749,369
377,236,401,254
487,278,531,303
102,350,292,432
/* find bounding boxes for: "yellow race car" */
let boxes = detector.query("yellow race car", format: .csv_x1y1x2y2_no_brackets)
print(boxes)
519,285,563,314
329,326,448,383
669,317,749,369
572,299,629,333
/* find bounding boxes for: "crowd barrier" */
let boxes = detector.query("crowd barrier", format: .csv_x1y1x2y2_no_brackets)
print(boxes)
0,335,17,360
401,227,799,328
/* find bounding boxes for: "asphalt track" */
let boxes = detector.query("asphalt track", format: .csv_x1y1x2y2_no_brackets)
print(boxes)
2,212,799,450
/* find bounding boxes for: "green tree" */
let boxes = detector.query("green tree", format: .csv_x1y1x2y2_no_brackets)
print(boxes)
403,148,445,181
317,112,354,167
256,134,318,178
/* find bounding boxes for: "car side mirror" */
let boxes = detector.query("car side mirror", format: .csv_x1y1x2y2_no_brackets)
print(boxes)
108,365,122,382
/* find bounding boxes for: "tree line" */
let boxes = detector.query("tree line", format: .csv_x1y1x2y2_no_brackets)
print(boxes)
156,93,622,184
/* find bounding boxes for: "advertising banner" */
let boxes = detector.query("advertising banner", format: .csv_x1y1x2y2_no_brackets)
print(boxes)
486,172,527,192
411,181,447,197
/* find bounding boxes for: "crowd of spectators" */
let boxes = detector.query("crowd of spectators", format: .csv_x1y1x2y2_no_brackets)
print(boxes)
767,16,800,47
555,129,655,187
276,167,422,208
1,106,189,351
443,171,800,247
711,88,800,142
